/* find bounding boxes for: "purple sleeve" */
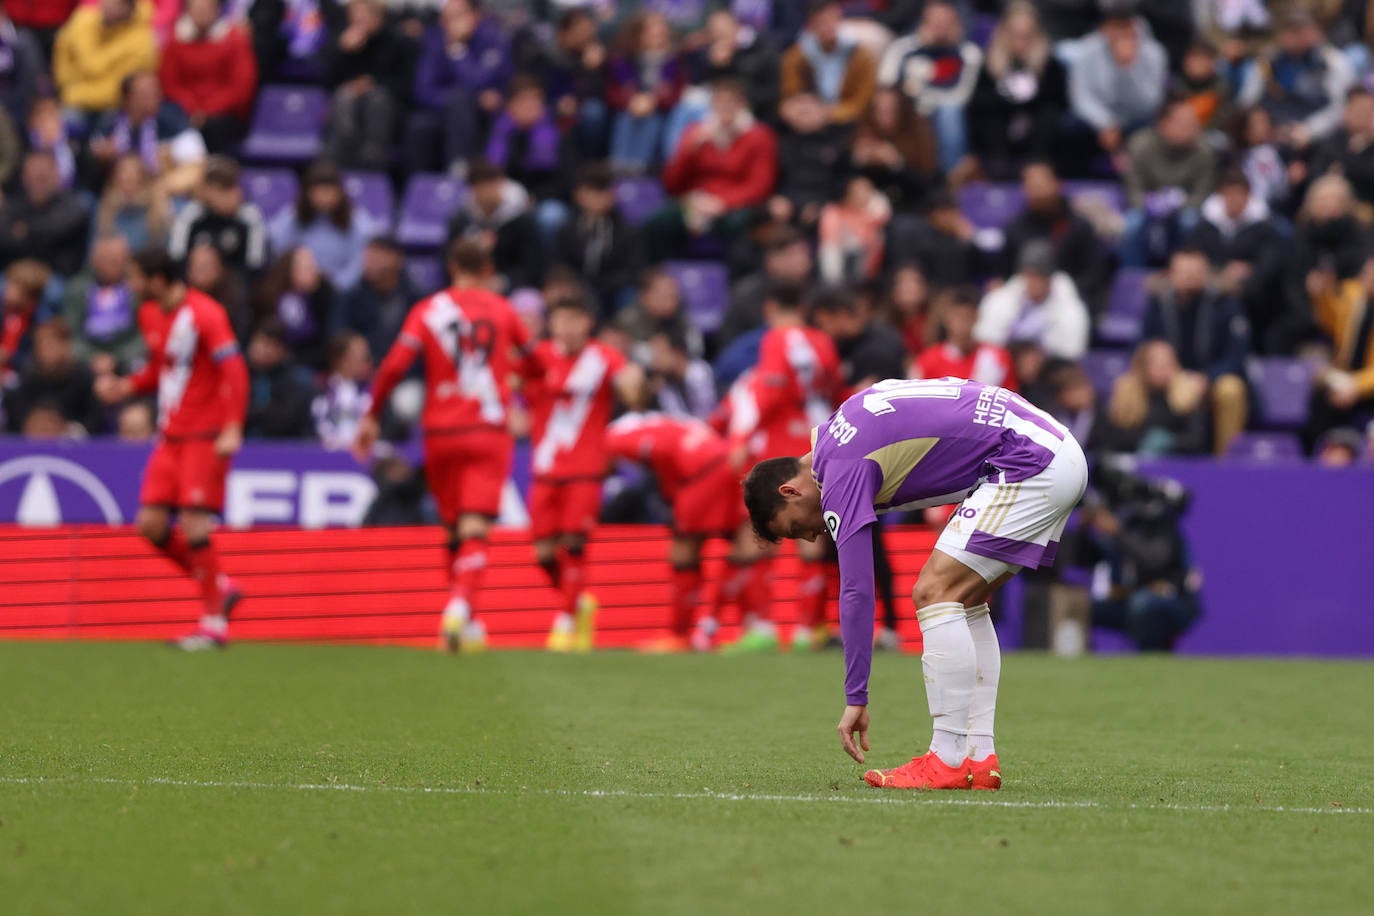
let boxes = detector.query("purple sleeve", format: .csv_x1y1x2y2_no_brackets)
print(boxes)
485,115,513,167
837,524,876,706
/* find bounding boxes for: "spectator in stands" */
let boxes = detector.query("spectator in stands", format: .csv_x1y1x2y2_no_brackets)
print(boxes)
772,89,852,231
780,0,876,129
613,268,701,366
680,9,779,144
159,0,258,154
89,71,209,199
817,175,890,285
184,241,249,338
1001,161,1111,309
61,233,143,367
1065,11,1167,173
650,78,777,262
270,158,373,291
168,156,269,283
0,150,90,276
606,9,684,175
332,236,417,359
917,287,1016,388
52,0,157,121
889,187,980,289
851,88,935,213
1234,106,1293,214
2,318,104,435
1187,168,1287,353
538,7,609,157
1308,88,1374,207
1046,363,1102,455
25,95,76,190
116,398,156,442
1238,9,1354,152
93,154,171,251
1174,39,1235,139
485,75,574,242
254,247,335,371
880,262,933,364
243,318,317,439
1193,0,1272,60
5,0,76,63
1101,339,1210,456
412,0,513,174
811,284,906,396
976,240,1089,362
323,0,408,172
1121,98,1216,268
1284,174,1370,339
312,330,372,450
17,400,71,438
880,0,982,176
0,260,52,375
721,225,812,344
1303,255,1374,451
249,0,342,84
967,1,1067,181
1142,247,1250,455
645,328,715,420
554,162,642,320
1315,427,1364,466
0,106,21,189
445,160,545,291
0,7,43,125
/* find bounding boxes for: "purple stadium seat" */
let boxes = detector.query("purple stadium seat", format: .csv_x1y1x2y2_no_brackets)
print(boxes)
957,183,1026,229
1226,431,1304,463
1097,268,1152,345
662,260,730,334
396,173,467,250
241,85,329,163
1081,350,1132,399
731,0,772,29
406,256,445,296
1250,357,1318,428
343,171,394,232
239,167,298,224
1064,180,1126,214
614,177,667,226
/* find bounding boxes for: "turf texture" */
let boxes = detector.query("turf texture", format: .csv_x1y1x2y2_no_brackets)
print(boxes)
1,642,1371,915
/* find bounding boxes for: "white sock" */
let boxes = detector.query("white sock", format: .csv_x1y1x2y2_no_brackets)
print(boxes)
552,612,575,633
918,602,975,767
443,598,470,626
696,615,719,636
965,603,1000,762
199,614,227,634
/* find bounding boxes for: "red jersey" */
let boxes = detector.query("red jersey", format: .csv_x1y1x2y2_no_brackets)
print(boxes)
607,412,729,502
522,339,627,480
916,343,1017,391
0,310,30,374
368,286,531,433
131,289,248,438
730,325,840,457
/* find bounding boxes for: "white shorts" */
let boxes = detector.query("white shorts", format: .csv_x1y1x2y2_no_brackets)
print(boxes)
934,436,1089,583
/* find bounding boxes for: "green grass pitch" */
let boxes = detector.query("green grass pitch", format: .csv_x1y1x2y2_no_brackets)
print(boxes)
2,642,1371,915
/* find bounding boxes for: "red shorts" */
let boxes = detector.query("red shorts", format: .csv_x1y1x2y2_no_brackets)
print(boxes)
139,437,230,512
528,478,603,541
424,428,514,524
673,460,744,537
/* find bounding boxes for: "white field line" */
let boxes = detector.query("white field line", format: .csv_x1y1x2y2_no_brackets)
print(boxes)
0,775,1368,816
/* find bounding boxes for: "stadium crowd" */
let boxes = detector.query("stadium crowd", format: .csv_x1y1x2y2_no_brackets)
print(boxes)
1,0,1373,473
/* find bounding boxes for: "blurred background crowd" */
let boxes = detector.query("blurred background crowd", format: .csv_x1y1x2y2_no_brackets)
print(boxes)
0,0,1372,472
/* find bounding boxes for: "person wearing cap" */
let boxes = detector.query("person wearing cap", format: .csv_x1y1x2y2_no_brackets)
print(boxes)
974,239,1089,362
269,158,376,291
168,156,269,281
1237,9,1354,150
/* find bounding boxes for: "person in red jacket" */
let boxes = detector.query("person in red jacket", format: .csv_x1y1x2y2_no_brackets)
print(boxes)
648,77,778,262
159,0,258,153
95,248,250,652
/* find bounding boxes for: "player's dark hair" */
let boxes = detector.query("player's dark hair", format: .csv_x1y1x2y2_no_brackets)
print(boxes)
447,238,492,276
743,456,802,543
766,280,807,312
133,247,180,283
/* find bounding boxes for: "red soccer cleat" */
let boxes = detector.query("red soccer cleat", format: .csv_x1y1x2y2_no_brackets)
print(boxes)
864,752,973,790
966,754,1002,790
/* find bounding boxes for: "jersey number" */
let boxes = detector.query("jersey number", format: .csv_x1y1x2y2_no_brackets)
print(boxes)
861,379,962,416
446,318,495,374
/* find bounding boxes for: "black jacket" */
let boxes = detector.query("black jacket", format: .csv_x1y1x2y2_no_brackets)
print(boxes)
554,210,642,319
245,360,316,439
447,204,546,292
168,202,270,275
1001,196,1112,308
0,191,90,276
1142,288,1250,380
885,215,980,288
1308,129,1374,205
2,358,104,434
332,275,420,360
322,22,411,101
776,122,853,210
967,56,1068,177
687,34,781,123
835,322,907,388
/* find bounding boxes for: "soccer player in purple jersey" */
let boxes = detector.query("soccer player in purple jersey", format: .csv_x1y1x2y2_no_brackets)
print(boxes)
743,378,1088,789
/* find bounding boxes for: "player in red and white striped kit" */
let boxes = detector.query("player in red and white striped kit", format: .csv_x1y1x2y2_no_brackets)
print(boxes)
96,250,249,650
518,293,644,651
355,241,531,652
724,281,841,652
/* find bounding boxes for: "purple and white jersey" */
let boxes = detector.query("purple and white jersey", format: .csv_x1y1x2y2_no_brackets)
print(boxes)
811,378,1070,706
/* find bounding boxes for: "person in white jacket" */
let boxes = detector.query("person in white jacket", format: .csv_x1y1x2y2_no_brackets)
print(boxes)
975,240,1089,361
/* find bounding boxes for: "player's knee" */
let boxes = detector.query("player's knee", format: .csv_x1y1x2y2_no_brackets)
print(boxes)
911,574,967,610
135,509,169,543
180,511,213,545
457,514,490,543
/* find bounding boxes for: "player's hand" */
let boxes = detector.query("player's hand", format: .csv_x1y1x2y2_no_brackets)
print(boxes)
838,705,870,764
214,423,243,458
353,414,380,463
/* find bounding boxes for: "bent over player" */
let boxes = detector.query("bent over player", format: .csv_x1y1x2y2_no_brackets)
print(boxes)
743,378,1088,790
96,249,249,650
355,241,530,652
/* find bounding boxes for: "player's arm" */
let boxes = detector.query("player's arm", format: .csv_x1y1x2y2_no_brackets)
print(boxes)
835,524,877,763
206,309,248,457
356,315,423,458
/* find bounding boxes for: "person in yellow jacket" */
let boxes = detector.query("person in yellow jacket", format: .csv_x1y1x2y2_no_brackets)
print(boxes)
53,0,157,116
1304,258,1374,450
